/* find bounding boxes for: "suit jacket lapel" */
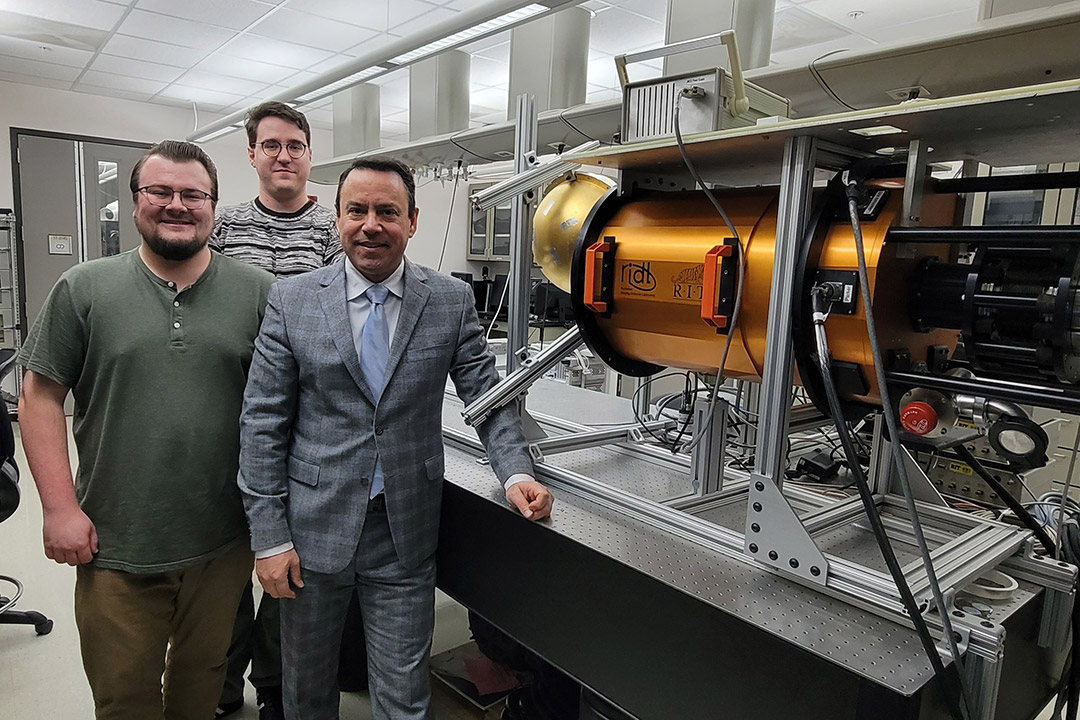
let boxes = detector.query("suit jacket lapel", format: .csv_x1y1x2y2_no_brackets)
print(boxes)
384,260,431,387
318,266,377,405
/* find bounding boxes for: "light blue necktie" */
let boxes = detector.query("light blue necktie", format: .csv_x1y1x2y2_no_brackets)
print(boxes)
361,284,390,498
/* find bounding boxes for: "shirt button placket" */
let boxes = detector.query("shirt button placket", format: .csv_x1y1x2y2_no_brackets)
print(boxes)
171,284,183,342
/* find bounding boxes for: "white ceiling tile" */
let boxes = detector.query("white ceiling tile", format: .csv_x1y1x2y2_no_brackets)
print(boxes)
102,33,209,66
250,9,381,53
0,34,92,67
615,0,668,22
88,53,184,82
388,2,456,32
581,0,614,12
220,34,334,68
305,53,363,76
587,55,619,89
382,118,409,135
382,107,409,121
194,52,296,84
796,0,977,37
471,41,509,64
117,9,235,50
589,48,612,62
292,0,389,32
469,54,507,87
587,87,621,103
175,69,271,96
772,5,855,53
0,0,127,31
0,8,108,53
75,84,155,102
470,85,505,112
588,7,664,55
0,70,72,90
78,69,166,93
134,0,273,31
0,53,82,80
157,83,246,108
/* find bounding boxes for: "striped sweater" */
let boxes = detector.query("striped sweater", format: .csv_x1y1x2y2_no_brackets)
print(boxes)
210,198,342,278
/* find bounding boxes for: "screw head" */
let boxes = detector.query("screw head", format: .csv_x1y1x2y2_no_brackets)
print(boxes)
768,551,778,561
748,543,759,553
752,502,762,512
810,566,821,576
789,558,799,569
750,523,760,533
755,481,765,491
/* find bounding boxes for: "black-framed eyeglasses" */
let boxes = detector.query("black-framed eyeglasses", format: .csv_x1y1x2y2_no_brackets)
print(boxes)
254,140,309,159
137,185,215,210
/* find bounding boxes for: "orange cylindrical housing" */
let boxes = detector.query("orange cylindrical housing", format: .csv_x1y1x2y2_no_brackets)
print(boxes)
582,185,957,404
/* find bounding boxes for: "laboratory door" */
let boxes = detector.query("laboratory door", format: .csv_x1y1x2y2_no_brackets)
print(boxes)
14,131,148,338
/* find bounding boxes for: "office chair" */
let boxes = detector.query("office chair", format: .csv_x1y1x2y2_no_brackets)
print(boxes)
0,347,53,635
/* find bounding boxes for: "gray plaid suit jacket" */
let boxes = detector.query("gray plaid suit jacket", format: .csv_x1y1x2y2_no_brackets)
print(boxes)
238,258,533,572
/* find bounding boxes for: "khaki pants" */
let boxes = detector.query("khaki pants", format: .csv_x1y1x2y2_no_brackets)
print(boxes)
74,543,253,720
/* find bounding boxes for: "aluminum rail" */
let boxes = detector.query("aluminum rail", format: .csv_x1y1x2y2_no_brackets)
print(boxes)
470,140,600,212
461,326,583,426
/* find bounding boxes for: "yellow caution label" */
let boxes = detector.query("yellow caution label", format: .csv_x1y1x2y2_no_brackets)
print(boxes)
947,461,973,476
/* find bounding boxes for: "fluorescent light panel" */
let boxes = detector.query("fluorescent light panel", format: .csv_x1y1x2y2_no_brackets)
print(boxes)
295,66,382,104
390,4,546,64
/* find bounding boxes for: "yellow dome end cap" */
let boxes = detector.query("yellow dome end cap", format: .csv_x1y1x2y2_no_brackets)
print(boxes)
532,172,614,293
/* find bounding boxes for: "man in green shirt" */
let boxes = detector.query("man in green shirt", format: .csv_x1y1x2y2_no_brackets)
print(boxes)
18,140,274,720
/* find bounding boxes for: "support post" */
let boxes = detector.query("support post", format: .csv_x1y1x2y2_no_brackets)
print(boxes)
507,94,538,373
745,135,828,584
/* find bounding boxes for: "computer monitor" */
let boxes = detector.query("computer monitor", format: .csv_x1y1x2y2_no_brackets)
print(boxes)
450,271,473,285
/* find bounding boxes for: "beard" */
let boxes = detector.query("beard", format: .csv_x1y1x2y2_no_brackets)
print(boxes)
142,231,208,261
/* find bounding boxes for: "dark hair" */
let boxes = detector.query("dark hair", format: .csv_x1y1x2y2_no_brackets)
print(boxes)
245,101,312,146
130,140,218,203
335,157,416,217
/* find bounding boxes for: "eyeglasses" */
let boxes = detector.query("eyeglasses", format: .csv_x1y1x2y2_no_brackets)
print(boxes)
255,140,309,159
137,185,215,210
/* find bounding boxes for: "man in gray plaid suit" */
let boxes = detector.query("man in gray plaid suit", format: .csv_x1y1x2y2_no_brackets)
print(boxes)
238,156,554,720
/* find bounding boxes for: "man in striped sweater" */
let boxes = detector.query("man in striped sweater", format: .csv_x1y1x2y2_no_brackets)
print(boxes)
212,101,344,720
211,102,341,277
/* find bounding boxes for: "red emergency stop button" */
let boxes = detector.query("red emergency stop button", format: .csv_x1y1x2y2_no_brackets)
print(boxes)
900,401,938,436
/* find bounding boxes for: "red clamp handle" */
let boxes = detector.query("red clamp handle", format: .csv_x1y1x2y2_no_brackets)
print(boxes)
584,239,612,314
701,244,733,328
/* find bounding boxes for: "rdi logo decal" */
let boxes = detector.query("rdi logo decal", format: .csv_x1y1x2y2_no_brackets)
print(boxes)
621,261,657,291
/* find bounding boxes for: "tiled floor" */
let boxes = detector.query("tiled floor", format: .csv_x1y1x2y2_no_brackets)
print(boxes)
0,420,496,720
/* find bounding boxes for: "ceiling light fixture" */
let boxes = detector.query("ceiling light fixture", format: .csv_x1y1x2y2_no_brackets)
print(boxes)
849,124,906,137
188,0,580,143
390,4,546,65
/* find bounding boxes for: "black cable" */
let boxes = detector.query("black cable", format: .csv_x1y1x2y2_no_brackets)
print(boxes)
631,372,692,447
812,291,969,720
953,444,1056,556
842,183,970,714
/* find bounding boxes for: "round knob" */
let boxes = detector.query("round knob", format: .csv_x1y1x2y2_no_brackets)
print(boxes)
900,401,938,436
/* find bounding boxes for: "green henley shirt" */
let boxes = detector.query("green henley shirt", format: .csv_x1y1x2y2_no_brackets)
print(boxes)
19,249,274,573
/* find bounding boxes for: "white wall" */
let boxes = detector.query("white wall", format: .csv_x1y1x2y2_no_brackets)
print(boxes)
0,80,334,210
403,173,472,273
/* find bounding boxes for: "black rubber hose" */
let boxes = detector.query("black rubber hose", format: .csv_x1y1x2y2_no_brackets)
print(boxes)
953,443,1056,555
812,291,969,720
